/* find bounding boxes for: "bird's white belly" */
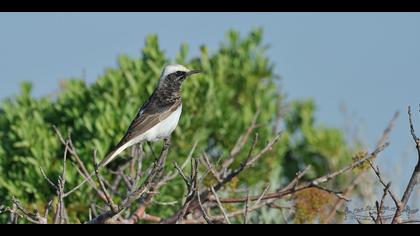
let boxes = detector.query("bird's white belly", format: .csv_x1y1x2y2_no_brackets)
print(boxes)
142,105,182,142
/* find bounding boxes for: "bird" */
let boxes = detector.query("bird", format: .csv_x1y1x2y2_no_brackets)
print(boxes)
98,64,201,168
71,64,201,190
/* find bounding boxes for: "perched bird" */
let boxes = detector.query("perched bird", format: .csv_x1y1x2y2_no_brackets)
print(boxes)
70,64,200,191
98,64,201,168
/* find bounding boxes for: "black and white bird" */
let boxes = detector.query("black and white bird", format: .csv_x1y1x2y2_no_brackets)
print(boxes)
98,64,201,168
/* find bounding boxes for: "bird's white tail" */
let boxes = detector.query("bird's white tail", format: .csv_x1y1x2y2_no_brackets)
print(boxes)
68,140,136,194
98,142,132,168
69,143,131,193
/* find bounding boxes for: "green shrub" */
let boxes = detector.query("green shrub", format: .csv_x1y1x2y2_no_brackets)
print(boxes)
0,28,353,223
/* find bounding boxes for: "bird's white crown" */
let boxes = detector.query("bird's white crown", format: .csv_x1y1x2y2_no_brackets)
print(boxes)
161,64,190,79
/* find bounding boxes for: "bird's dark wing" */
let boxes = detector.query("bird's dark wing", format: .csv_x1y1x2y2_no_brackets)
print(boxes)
98,98,181,168
121,99,181,144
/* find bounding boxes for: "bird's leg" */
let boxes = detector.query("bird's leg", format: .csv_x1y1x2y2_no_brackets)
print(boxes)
163,137,171,148
146,141,158,160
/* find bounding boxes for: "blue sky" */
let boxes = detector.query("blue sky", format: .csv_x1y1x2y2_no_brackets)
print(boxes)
1,13,420,203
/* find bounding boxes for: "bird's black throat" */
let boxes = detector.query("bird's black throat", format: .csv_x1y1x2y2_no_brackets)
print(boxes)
145,79,183,113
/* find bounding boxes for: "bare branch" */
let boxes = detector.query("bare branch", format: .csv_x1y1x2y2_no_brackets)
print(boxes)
197,185,213,224
229,110,261,159
392,106,420,224
160,140,198,184
210,186,231,224
311,185,350,202
86,138,172,224
214,144,388,205
375,182,391,224
401,107,420,207
369,161,402,214
243,190,251,224
92,149,118,213
310,143,389,186
40,168,58,190
11,197,47,224
8,107,410,225
175,158,199,224
201,152,222,183
174,162,190,189
325,111,399,223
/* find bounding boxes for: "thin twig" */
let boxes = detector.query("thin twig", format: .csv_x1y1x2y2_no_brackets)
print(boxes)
210,187,231,224
392,106,420,224
197,186,213,224
325,111,399,223
214,144,388,204
93,149,118,213
243,190,251,224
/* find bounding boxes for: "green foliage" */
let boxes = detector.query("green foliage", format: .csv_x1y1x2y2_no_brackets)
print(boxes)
283,100,353,183
293,187,334,224
0,29,354,223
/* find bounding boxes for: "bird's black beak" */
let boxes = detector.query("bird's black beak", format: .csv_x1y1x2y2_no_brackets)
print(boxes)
186,70,202,77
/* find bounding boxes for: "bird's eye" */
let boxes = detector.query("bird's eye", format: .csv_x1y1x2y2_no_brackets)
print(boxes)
176,71,184,77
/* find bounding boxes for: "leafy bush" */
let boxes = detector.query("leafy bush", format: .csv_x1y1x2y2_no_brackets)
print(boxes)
0,28,353,223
